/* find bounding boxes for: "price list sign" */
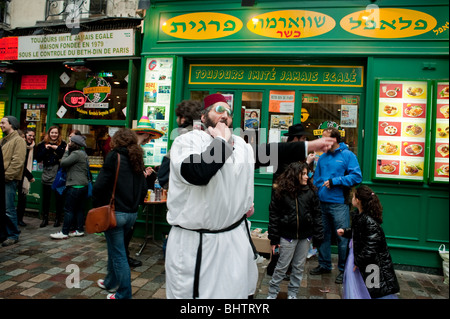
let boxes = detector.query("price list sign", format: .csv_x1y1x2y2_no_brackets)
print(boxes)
432,82,449,183
375,80,429,181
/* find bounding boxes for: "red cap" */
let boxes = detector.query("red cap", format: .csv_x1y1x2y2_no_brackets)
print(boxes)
204,93,228,109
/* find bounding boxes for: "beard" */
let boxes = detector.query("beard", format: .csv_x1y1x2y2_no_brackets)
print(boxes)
202,113,232,129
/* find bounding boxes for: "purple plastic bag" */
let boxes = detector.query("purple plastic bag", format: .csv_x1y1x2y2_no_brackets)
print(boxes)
343,239,372,299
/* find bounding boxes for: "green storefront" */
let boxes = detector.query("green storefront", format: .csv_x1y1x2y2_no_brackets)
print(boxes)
0,26,142,212
138,0,449,268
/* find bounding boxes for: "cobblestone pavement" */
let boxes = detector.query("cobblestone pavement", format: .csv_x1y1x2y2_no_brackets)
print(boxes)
0,216,448,300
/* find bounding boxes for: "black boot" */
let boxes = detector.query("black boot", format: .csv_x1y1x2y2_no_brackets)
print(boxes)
40,216,48,228
53,218,61,227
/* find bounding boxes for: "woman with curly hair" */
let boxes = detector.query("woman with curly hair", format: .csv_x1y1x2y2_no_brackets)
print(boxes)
267,162,323,299
92,128,148,299
337,185,399,299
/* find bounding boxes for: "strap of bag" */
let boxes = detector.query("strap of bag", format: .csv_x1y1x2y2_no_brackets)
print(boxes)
110,153,120,202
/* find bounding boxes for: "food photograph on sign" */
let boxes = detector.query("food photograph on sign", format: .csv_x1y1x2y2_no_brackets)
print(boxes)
435,163,449,178
376,159,400,176
401,160,424,178
379,102,402,117
436,143,449,158
377,140,400,156
404,84,426,99
378,121,401,137
403,103,426,118
401,141,425,157
403,122,425,138
437,104,449,119
438,83,449,99
380,83,402,99
436,124,449,139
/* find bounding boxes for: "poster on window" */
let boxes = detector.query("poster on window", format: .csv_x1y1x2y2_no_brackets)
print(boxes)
340,104,357,128
374,80,429,181
142,57,173,167
244,109,260,130
269,90,295,113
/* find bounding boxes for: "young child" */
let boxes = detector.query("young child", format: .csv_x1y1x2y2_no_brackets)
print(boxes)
337,185,400,299
267,162,323,299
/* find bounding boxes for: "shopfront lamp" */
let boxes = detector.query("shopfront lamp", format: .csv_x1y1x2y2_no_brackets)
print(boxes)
63,59,91,72
241,0,256,6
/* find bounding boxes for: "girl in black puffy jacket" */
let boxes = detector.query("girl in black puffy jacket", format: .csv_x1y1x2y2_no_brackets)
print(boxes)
337,185,400,299
267,162,323,299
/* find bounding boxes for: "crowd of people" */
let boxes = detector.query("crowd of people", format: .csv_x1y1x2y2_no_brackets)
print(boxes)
0,93,399,300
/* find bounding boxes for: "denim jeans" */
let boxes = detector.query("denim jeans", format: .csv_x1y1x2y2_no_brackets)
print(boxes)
4,181,21,240
62,186,88,235
268,237,310,298
103,211,137,299
317,202,350,272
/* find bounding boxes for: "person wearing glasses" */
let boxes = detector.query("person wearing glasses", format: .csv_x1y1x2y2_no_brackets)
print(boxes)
16,129,36,227
164,93,336,299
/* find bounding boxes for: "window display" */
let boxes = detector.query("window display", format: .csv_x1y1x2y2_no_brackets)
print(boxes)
57,66,128,121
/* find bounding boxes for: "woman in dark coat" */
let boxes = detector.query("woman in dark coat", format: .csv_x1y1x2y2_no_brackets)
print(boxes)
338,185,400,299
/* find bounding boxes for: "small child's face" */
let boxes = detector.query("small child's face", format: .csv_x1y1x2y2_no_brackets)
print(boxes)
299,168,308,185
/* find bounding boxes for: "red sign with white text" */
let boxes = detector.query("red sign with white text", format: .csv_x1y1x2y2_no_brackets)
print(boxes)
21,75,48,90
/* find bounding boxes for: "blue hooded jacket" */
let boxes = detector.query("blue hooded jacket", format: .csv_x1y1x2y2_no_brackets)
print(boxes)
313,142,362,204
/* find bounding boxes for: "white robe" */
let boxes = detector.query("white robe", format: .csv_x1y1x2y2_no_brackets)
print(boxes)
165,130,258,299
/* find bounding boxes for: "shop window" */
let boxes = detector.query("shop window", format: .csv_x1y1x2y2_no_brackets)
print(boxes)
58,124,119,161
19,102,48,142
301,93,360,155
57,68,128,120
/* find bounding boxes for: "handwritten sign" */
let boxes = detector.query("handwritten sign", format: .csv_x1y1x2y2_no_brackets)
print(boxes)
189,64,363,87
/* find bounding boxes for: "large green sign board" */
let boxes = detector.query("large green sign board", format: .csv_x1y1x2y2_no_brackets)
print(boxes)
189,64,364,87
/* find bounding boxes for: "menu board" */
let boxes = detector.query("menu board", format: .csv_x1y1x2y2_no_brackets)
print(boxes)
141,57,173,166
431,81,449,183
375,80,429,181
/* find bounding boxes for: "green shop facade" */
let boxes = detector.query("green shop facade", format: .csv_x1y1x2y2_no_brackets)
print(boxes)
0,23,143,212
138,0,449,268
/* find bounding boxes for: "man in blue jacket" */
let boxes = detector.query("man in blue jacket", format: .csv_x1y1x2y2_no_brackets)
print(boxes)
310,127,362,284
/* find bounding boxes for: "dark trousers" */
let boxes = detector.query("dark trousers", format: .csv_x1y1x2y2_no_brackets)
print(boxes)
16,180,26,223
41,184,65,220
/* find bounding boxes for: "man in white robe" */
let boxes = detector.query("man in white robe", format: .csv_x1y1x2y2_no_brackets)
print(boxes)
165,94,334,299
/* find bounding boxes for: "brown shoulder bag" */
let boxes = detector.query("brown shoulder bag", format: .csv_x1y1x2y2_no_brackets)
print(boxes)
85,153,120,234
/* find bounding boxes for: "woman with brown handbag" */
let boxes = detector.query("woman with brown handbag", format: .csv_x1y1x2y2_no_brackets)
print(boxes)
92,128,147,299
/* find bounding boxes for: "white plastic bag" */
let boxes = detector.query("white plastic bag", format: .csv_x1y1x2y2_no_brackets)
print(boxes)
439,244,449,285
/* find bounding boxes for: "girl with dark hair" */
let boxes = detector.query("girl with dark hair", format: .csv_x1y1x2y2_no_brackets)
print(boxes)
92,128,147,299
337,185,400,299
267,162,323,299
50,135,89,239
35,126,67,227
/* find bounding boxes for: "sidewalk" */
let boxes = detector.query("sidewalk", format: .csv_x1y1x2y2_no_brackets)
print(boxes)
0,215,448,299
